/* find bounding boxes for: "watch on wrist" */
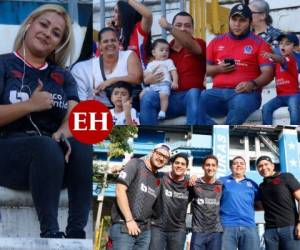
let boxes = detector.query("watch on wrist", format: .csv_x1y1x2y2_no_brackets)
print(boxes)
251,80,258,88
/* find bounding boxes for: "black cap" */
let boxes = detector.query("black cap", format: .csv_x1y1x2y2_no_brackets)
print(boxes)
256,155,273,166
230,4,252,19
278,33,299,46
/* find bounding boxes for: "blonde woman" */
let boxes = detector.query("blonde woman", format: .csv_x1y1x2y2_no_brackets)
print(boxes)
0,5,92,238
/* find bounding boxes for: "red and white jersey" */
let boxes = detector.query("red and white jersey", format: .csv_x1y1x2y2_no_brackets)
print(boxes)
128,21,149,69
275,55,300,96
207,32,273,88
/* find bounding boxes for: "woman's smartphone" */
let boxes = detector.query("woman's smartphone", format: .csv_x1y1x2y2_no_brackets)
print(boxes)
60,134,70,155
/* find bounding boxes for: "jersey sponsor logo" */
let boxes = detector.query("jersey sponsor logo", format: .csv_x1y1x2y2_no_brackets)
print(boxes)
197,197,219,206
276,78,290,85
9,90,29,103
141,183,157,198
244,45,253,54
165,189,189,199
52,93,68,109
165,189,172,197
217,45,225,51
119,171,127,179
141,183,148,192
197,198,204,205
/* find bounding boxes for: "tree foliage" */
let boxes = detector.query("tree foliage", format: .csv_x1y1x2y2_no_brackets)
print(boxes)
93,125,138,186
107,125,138,159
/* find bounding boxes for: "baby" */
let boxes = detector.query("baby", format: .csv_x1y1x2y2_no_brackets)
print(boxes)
142,38,178,120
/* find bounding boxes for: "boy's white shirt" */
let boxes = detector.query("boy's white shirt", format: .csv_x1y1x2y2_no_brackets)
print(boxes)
110,108,140,125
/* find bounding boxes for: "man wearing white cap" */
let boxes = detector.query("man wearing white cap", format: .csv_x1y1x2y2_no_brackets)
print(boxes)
110,143,170,250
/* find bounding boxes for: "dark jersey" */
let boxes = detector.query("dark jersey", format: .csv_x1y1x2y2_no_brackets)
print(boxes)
259,172,300,228
111,158,161,227
0,53,79,134
152,173,192,232
191,179,223,232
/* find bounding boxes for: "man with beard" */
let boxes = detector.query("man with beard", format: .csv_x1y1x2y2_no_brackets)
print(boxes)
149,153,192,250
110,143,171,250
199,3,274,125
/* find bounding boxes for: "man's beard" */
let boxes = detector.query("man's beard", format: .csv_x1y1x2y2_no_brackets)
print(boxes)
149,156,160,171
229,26,251,38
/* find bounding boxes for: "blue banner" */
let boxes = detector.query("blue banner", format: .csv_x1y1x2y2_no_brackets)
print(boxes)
213,125,230,178
279,129,300,180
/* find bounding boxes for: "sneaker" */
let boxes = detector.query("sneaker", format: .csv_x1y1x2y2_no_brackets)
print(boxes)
158,111,166,120
40,231,66,238
65,230,86,239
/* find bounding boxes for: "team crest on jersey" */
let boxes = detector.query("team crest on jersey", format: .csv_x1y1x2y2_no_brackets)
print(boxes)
119,171,127,179
244,45,253,54
50,72,64,85
214,185,221,193
156,179,161,186
272,177,281,185
246,181,253,188
11,70,24,79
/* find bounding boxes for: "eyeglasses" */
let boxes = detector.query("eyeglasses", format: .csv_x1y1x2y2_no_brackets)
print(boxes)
252,11,264,14
154,150,170,161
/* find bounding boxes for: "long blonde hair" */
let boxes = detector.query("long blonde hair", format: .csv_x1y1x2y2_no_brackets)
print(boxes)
13,4,74,67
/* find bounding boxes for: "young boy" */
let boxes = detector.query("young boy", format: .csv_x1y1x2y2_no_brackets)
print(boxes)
262,33,300,125
109,82,139,125
142,39,178,120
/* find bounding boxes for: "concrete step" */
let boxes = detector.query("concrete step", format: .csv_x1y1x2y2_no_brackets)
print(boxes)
0,238,92,250
0,186,68,207
0,187,93,238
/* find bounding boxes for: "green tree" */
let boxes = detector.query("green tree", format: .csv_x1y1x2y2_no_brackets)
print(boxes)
93,125,138,185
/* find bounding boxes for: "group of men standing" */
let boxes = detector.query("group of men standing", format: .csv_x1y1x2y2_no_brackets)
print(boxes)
110,143,300,250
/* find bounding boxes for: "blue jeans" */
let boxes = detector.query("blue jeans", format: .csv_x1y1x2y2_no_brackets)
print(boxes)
264,226,300,250
0,134,93,236
140,88,201,125
262,94,300,125
222,227,260,250
198,88,261,125
110,223,151,250
149,226,186,250
191,232,222,250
